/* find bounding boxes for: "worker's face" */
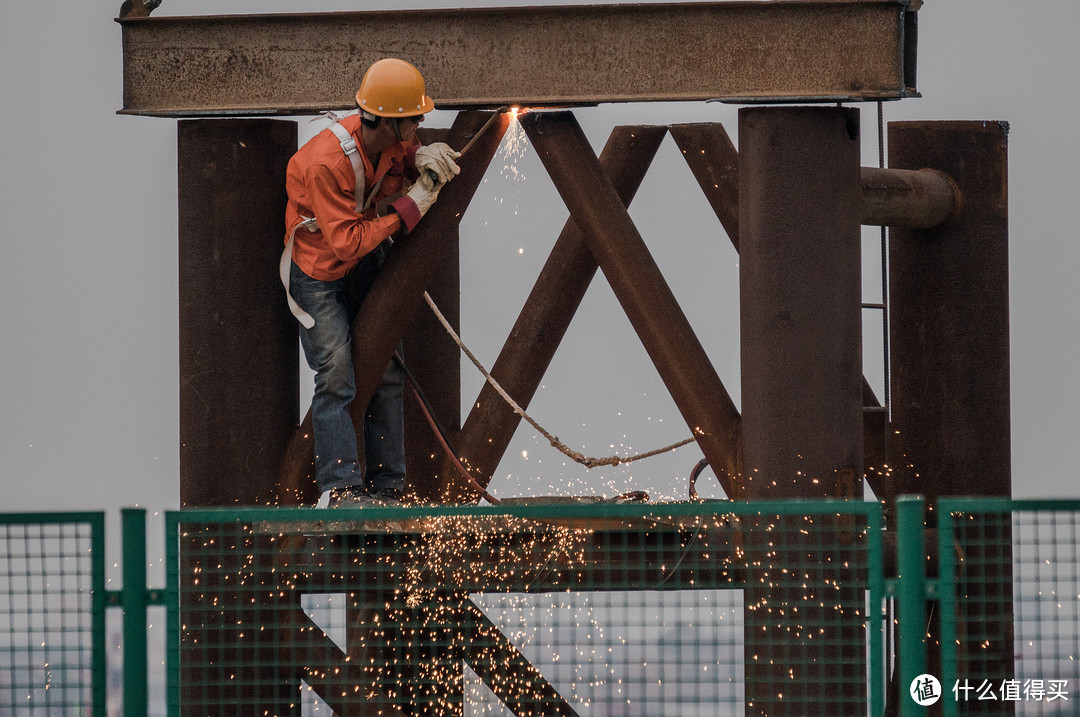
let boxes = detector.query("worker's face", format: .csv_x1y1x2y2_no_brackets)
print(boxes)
395,114,424,142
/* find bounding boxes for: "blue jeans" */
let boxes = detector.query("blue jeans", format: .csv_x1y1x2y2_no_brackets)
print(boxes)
289,248,406,495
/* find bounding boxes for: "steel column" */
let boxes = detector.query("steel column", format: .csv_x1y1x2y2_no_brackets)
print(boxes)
889,121,1013,704
888,120,1011,501
521,111,742,496
738,106,864,497
406,128,462,505
117,2,914,116
178,119,298,507
437,125,669,503
738,106,865,716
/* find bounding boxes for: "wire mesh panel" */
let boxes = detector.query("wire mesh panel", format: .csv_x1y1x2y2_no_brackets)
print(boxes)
938,499,1080,716
0,513,106,717
165,501,883,716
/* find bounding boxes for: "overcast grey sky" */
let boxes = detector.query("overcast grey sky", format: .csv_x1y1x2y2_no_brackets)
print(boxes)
3,0,1079,530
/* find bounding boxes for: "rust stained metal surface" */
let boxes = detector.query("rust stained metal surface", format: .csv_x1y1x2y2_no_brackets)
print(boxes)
888,120,1011,501
178,119,298,509
738,106,864,500
118,1,915,117
669,123,741,247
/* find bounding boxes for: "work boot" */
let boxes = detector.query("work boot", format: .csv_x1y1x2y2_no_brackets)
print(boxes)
328,485,378,508
367,487,404,507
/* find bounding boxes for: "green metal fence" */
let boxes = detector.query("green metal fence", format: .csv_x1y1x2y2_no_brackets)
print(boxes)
0,512,106,717
10,498,1080,715
163,500,884,716
936,499,1080,716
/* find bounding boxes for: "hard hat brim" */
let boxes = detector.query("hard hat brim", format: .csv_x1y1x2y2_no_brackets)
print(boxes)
355,91,435,117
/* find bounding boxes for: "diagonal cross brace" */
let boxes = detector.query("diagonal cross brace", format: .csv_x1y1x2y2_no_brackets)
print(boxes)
521,111,741,496
669,123,741,248
435,125,670,503
283,593,579,716
459,598,582,716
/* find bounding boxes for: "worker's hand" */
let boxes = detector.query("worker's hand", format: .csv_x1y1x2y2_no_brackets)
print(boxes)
390,172,443,232
415,142,461,186
407,173,442,217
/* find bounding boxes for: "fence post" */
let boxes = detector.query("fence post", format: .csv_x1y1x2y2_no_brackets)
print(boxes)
897,495,928,714
122,508,148,717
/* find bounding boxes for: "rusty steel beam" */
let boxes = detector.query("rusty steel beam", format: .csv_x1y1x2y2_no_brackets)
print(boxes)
459,601,581,716
521,111,742,495
117,1,915,117
404,128,463,505
437,125,670,504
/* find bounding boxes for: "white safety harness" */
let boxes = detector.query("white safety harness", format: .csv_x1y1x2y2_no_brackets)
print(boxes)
279,113,385,329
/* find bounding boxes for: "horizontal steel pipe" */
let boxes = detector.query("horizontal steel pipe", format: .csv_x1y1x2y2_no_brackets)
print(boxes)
118,1,914,116
861,166,961,229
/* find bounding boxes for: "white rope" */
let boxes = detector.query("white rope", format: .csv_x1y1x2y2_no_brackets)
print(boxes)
422,292,699,468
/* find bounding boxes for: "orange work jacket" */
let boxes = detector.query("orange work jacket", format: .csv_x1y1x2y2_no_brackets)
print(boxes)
285,114,421,281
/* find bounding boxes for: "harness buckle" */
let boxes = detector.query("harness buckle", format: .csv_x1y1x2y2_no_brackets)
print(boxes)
339,136,358,156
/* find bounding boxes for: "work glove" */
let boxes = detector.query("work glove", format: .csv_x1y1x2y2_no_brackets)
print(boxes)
414,142,461,187
390,172,442,233
409,170,441,214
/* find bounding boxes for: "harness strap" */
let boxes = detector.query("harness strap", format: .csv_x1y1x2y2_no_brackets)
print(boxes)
328,122,366,213
282,115,387,329
280,218,319,329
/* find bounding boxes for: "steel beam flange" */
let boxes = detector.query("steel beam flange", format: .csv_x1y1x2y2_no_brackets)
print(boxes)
119,2,914,117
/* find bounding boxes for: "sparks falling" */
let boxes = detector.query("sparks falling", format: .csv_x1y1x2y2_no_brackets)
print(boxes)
499,106,528,184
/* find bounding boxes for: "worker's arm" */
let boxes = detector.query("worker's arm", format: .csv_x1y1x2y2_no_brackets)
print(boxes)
308,162,401,262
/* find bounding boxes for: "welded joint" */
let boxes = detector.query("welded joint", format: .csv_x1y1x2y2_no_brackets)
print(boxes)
920,167,964,227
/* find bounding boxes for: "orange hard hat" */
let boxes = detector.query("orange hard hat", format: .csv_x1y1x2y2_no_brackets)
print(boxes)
355,58,435,117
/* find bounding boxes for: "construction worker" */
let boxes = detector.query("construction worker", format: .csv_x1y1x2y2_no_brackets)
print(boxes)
280,58,461,507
